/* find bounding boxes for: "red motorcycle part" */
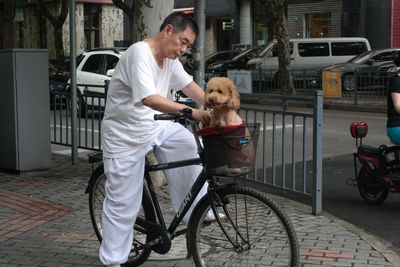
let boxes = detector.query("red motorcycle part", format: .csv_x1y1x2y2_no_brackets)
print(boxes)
357,154,381,175
350,122,368,138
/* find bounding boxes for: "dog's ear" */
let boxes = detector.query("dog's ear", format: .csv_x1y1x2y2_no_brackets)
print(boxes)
228,83,240,110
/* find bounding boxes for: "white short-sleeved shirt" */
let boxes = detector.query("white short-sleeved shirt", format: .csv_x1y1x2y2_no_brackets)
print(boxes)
101,41,192,158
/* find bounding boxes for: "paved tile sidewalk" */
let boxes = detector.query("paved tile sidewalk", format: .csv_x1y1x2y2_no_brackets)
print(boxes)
0,154,398,267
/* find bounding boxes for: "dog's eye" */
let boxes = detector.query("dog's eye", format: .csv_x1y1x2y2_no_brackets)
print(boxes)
217,89,223,94
208,89,214,93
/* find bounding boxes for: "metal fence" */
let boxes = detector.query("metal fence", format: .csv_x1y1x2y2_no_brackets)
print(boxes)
49,70,392,213
239,91,323,215
208,68,392,101
50,84,323,214
50,83,105,151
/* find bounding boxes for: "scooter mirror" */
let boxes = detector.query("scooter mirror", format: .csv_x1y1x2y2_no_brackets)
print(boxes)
350,122,368,138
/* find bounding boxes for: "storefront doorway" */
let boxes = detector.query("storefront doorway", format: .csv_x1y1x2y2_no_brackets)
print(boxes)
305,13,331,38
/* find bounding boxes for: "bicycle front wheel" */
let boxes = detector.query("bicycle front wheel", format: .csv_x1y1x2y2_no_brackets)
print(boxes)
188,185,299,267
88,165,155,266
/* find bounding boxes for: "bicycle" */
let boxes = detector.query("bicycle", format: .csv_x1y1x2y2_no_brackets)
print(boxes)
86,108,299,266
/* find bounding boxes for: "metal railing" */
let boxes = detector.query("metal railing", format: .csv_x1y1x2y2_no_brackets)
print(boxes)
50,86,323,214
207,68,392,102
239,91,323,214
50,83,106,151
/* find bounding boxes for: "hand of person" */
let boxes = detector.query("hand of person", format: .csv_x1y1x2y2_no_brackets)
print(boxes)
191,109,211,126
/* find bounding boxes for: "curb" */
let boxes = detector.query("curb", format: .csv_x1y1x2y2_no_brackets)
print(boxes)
320,211,400,267
262,190,400,267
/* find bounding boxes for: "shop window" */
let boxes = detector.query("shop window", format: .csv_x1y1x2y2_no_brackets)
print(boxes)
331,42,368,56
84,4,100,50
298,43,329,57
253,1,273,46
305,13,331,38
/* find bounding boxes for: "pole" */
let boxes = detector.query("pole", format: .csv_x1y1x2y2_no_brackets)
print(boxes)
194,0,206,91
312,90,323,215
69,0,78,164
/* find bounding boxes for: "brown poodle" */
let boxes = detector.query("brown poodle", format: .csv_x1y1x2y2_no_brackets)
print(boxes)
205,77,243,127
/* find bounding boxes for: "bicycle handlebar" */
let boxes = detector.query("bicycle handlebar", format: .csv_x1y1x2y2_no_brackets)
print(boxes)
154,108,193,121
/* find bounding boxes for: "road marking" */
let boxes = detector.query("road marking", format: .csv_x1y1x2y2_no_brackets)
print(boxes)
262,124,304,130
50,124,100,133
53,148,92,155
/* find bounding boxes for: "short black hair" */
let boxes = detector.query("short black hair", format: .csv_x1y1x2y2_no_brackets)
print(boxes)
159,12,199,36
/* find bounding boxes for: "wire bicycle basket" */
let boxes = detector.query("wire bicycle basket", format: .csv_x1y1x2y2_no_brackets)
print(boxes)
197,123,260,177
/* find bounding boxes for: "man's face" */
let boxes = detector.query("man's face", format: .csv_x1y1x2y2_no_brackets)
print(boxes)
164,25,196,59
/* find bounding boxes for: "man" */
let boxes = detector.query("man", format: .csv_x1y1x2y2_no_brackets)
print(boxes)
387,54,400,144
99,12,210,266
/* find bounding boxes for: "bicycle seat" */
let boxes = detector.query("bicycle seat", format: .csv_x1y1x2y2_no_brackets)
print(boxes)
358,145,380,155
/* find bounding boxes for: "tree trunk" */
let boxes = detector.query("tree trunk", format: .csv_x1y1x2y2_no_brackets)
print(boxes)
133,0,173,41
37,0,68,68
275,13,295,95
54,27,65,67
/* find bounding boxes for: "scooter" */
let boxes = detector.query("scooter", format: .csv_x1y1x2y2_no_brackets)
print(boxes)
348,122,400,204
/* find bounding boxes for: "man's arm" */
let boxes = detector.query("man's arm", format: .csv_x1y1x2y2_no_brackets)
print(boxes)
392,92,400,113
142,94,210,125
181,81,205,106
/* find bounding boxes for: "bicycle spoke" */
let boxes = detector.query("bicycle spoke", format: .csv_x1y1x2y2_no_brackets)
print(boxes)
190,186,299,267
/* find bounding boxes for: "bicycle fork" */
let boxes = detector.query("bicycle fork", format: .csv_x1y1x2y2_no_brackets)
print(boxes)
208,184,250,252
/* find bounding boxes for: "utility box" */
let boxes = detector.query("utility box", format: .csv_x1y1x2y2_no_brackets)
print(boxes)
0,49,51,171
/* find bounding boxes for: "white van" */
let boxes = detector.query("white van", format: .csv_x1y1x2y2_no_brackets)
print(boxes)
246,37,371,73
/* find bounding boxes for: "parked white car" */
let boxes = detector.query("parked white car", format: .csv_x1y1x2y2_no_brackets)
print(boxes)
68,48,125,116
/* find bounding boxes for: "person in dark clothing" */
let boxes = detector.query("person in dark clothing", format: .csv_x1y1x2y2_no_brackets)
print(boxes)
386,54,400,144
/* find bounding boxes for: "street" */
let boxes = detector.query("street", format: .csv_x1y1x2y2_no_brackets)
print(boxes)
321,109,400,254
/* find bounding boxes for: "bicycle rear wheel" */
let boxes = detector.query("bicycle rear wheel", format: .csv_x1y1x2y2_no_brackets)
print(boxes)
188,185,299,267
88,165,155,266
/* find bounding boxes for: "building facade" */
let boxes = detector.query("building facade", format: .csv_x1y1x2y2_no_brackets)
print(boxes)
1,0,123,59
287,0,395,49
2,0,399,59
177,0,399,54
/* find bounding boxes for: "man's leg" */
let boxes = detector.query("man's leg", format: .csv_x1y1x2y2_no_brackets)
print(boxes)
99,154,145,266
154,123,208,224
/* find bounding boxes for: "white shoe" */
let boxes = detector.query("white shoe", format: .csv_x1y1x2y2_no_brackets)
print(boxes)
204,210,227,223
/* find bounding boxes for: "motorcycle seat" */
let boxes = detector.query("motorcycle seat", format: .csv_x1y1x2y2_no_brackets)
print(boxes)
358,145,380,155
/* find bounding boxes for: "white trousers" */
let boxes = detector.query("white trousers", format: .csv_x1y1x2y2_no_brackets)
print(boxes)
99,123,208,265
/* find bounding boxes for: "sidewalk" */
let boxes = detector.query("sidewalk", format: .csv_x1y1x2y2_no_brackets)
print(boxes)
0,153,399,267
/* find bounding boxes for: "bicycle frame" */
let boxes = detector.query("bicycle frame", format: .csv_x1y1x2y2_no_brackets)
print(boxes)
140,159,207,234
133,117,245,254
132,118,212,250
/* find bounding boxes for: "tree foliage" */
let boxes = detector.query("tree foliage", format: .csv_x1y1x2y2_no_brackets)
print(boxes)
37,0,68,68
257,0,295,95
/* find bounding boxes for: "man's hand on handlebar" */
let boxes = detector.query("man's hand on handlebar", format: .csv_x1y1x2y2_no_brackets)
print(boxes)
191,109,211,126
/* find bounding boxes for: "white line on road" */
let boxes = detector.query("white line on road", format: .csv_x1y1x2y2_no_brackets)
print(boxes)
50,124,100,133
262,124,304,130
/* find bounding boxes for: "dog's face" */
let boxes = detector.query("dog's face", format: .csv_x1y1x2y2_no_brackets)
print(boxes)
205,77,240,110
